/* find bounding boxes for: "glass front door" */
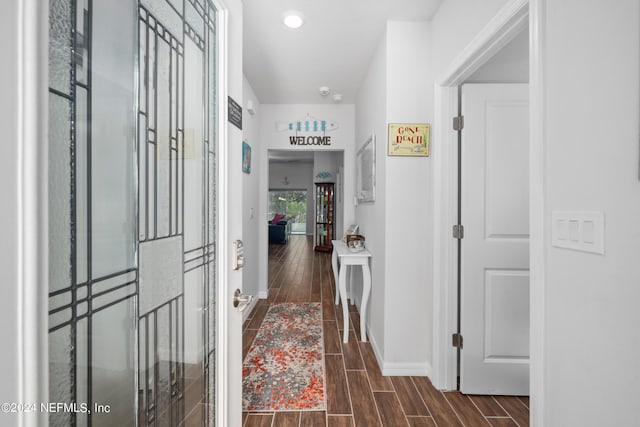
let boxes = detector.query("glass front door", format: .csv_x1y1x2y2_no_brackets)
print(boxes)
48,0,218,425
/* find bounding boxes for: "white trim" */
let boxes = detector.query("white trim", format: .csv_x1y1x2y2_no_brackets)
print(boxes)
431,84,459,391
214,2,230,426
368,327,431,376
529,0,546,425
381,362,432,377
16,0,49,425
431,0,532,393
241,293,264,323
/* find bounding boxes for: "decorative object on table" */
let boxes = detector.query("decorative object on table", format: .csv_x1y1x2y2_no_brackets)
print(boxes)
346,234,366,252
342,224,360,242
388,123,430,157
242,303,325,411
356,133,376,203
314,182,335,252
242,140,251,174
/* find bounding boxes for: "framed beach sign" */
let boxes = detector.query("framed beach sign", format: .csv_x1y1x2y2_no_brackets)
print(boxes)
388,123,430,156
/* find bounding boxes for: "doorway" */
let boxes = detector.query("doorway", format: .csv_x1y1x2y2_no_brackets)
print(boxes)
47,0,221,425
431,0,533,395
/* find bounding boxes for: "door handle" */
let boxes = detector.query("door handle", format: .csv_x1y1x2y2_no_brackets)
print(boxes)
232,240,244,270
233,289,253,312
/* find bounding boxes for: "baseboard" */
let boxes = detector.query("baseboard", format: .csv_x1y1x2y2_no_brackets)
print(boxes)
381,361,432,377
258,290,268,299
242,295,259,323
368,327,432,377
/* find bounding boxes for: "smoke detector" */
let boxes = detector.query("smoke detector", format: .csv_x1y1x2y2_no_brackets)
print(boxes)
319,86,330,97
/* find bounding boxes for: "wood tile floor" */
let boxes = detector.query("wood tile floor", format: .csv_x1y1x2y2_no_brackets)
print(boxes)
243,235,529,427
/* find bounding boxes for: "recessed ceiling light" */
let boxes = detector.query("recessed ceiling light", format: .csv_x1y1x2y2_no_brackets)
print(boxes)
282,10,304,29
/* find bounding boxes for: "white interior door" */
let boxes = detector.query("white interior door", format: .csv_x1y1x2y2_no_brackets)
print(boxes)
460,83,530,395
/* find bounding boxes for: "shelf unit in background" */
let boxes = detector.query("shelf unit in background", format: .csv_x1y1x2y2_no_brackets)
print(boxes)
314,182,335,252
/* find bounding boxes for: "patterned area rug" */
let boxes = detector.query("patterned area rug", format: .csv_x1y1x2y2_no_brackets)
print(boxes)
242,303,325,411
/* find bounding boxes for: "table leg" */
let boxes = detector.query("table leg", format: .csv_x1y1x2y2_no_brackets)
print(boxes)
332,248,340,305
338,264,349,343
360,262,371,342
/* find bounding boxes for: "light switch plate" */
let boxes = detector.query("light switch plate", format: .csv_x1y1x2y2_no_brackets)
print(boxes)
551,211,604,254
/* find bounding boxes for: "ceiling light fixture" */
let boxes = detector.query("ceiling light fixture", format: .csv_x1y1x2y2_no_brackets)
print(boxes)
319,86,330,97
282,10,304,29
333,94,343,103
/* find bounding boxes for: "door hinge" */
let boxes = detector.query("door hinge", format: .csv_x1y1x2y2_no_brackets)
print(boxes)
453,115,464,131
452,224,464,239
452,333,463,349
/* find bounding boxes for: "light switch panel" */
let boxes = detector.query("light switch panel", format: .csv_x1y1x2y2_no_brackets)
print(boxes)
551,211,604,254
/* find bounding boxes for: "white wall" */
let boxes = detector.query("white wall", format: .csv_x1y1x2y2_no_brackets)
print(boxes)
431,0,510,80
354,21,433,374
355,30,388,363
257,104,356,299
384,21,433,371
243,76,261,299
466,26,529,83
268,161,314,233
542,1,640,425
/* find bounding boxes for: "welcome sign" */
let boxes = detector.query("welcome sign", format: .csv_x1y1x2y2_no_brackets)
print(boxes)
276,115,338,146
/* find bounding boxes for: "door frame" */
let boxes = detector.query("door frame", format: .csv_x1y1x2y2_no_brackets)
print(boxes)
431,0,546,424
5,0,50,425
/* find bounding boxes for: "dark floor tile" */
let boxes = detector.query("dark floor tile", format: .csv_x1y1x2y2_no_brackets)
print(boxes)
327,415,355,427
300,410,326,426
518,396,529,408
470,395,507,417
243,328,258,360
347,370,382,427
273,411,300,426
406,416,437,427
359,343,393,391
322,287,337,320
247,303,269,330
488,417,519,427
324,320,342,354
494,396,529,427
444,391,490,426
349,311,365,341
244,413,274,427
373,392,409,427
391,376,430,416
342,330,365,370
411,377,463,427
326,354,352,415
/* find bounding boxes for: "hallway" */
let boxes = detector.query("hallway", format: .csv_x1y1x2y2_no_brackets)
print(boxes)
242,236,529,426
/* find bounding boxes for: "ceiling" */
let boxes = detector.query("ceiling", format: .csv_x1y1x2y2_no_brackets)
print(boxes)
243,0,444,104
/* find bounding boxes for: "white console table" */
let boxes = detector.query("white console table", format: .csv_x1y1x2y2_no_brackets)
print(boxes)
331,240,372,343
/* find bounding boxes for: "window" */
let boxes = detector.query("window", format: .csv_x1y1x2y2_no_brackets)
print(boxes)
269,190,307,234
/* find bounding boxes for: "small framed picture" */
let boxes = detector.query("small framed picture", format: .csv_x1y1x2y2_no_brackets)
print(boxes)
388,123,430,156
242,140,251,174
